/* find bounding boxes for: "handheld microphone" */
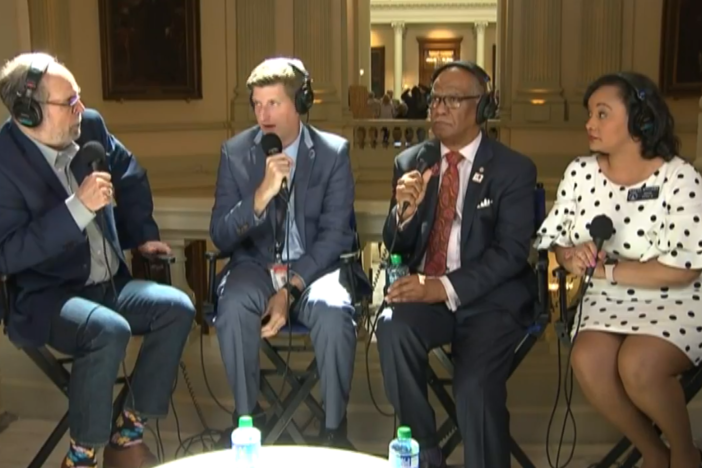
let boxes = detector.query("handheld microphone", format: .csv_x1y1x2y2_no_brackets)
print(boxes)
584,214,614,282
74,141,108,173
261,133,287,195
397,146,440,219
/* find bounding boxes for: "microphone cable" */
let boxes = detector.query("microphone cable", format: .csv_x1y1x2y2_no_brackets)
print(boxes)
362,203,415,429
545,269,595,468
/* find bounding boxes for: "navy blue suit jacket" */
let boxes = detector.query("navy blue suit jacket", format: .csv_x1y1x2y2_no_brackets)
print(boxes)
382,133,538,323
0,109,160,346
210,125,367,289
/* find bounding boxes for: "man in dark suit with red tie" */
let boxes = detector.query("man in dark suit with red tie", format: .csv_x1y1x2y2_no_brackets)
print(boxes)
376,61,537,468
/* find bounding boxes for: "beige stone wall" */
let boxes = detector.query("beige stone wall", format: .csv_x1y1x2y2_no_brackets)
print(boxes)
499,0,699,197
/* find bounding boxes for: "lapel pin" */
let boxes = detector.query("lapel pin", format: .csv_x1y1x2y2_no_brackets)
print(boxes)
472,172,484,183
479,166,484,172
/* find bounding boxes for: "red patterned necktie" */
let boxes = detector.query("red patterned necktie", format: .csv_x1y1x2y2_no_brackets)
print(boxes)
423,152,462,276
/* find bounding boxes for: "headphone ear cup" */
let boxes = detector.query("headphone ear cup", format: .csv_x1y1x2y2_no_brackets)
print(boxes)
475,95,489,125
295,81,314,115
12,97,42,128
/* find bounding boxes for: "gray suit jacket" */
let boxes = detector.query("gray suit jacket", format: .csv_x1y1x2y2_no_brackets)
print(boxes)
210,125,357,287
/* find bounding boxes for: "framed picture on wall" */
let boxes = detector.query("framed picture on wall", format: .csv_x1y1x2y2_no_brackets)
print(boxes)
660,0,702,97
97,0,202,101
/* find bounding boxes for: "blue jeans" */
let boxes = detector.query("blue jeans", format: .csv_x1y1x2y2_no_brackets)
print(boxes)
47,278,195,447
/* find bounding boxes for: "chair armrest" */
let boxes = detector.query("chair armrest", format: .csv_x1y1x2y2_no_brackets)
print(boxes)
206,250,230,262
204,251,230,304
553,266,568,279
340,251,360,264
142,253,175,264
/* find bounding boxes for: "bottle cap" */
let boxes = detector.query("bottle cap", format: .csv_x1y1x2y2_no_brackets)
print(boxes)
397,426,411,439
238,415,253,428
390,254,403,266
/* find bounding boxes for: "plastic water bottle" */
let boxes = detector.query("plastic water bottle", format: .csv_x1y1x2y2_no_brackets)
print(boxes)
386,254,409,287
230,416,261,467
389,426,420,468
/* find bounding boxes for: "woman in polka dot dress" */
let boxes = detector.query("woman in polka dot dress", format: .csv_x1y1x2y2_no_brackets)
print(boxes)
536,72,702,468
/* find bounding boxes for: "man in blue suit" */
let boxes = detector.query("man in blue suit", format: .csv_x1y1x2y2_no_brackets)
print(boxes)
210,58,366,447
0,53,195,468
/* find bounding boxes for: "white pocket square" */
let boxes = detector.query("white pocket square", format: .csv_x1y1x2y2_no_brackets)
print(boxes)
477,198,493,209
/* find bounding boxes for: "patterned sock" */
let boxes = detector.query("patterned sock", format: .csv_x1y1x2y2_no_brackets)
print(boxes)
110,409,146,448
64,439,97,467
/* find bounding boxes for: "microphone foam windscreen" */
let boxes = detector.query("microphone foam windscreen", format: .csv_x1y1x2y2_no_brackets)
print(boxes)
261,133,282,156
589,214,614,241
77,141,107,169
416,146,441,173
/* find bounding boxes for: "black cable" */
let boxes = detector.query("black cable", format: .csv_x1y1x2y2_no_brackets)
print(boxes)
363,209,405,421
546,273,594,468
278,190,293,398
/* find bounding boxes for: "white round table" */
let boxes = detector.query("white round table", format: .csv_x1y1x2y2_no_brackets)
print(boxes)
156,445,389,467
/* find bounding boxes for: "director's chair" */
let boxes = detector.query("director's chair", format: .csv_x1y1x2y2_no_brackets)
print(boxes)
552,267,702,468
425,183,551,467
0,253,174,468
203,211,372,445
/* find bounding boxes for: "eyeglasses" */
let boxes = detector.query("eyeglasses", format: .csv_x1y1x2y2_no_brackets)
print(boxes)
428,94,480,109
38,94,82,109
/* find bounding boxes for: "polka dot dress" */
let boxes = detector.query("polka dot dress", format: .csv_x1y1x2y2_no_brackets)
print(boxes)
535,155,702,364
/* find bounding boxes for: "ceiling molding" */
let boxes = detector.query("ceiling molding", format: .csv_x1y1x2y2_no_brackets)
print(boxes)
371,0,497,24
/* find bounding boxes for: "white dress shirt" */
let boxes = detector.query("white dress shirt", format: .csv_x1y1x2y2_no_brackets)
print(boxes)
410,132,482,311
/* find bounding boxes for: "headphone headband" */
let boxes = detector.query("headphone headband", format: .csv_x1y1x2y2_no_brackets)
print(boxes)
429,60,496,125
248,60,314,116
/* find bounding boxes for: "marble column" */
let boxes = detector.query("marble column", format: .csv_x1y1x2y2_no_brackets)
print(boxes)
392,21,405,97
26,0,72,66
292,0,349,123
577,0,623,89
231,0,277,122
357,0,372,90
474,22,488,69
512,0,564,123
696,97,702,171
0,0,31,414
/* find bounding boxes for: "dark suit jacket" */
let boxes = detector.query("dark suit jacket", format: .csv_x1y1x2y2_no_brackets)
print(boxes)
210,125,368,290
382,133,537,321
0,109,159,346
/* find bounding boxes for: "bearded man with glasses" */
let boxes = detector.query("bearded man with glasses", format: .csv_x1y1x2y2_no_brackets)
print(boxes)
376,61,537,468
0,52,195,468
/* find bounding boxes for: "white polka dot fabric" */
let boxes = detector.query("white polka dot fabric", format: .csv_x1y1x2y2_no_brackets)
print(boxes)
535,155,702,364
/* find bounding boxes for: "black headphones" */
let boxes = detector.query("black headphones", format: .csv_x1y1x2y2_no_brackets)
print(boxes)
12,59,51,128
249,61,315,115
430,60,497,125
616,72,657,138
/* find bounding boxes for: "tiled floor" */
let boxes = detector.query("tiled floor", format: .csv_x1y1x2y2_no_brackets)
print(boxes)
0,417,624,468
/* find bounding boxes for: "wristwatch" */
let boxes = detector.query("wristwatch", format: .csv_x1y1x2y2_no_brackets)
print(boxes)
604,258,619,284
283,282,302,304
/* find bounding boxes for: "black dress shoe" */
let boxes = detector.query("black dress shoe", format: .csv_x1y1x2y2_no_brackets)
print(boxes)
319,416,354,450
419,447,447,468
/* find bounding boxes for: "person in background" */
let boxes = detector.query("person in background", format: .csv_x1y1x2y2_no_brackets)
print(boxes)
0,52,195,468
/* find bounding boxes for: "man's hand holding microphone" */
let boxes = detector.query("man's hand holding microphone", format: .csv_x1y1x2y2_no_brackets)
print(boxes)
254,153,294,216
76,172,113,213
395,168,433,225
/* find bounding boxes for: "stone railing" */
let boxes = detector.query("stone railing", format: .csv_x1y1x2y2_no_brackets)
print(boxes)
343,119,501,199
145,119,501,201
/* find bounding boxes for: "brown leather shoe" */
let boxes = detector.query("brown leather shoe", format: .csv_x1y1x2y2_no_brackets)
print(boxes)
103,444,158,468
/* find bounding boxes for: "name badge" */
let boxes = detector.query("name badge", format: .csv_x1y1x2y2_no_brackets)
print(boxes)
269,263,289,292
627,186,660,202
